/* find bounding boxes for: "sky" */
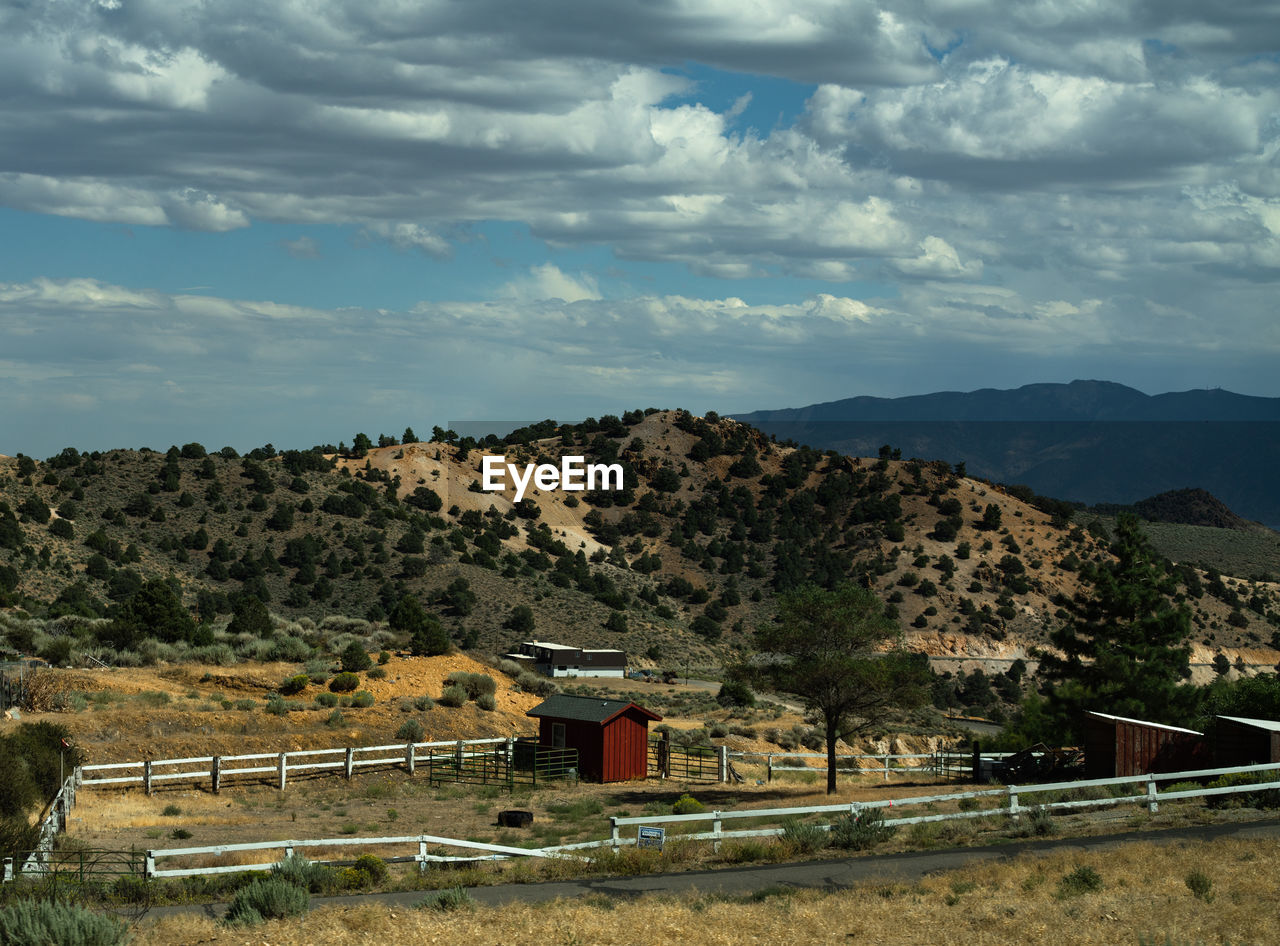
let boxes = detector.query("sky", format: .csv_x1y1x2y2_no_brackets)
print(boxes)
1,0,1279,458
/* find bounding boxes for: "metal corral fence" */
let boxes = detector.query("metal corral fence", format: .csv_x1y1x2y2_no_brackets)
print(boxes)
728,749,1008,782
7,759,1279,883
76,736,575,794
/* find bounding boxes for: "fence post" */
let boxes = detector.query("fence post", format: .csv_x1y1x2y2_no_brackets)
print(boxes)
144,851,155,879
1008,785,1020,821
3,857,11,883
717,745,729,782
418,839,428,872
1147,776,1159,814
506,736,515,768
884,755,890,782
406,743,416,776
344,747,354,780
277,753,287,791
211,756,221,795
143,760,152,796
712,811,722,853
285,843,295,859
610,817,621,852
456,740,464,771
767,754,773,782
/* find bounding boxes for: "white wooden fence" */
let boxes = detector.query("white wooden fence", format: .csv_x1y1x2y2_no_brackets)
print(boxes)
607,760,1280,851
5,759,1280,883
731,750,999,782
78,737,516,794
143,834,584,879
15,774,78,877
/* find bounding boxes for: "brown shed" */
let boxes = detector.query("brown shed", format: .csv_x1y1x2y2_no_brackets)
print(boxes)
527,694,662,782
1211,716,1280,767
1084,711,1208,779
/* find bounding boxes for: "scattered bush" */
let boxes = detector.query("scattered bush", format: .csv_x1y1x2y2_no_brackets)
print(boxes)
780,817,829,854
0,899,128,946
1056,865,1103,898
413,695,434,711
1205,770,1280,809
716,679,756,708
830,807,896,851
329,672,360,693
1186,868,1214,902
161,804,182,817
351,690,374,708
438,685,467,708
352,853,388,885
367,666,387,680
279,673,310,696
416,886,474,912
224,876,310,925
515,670,558,697
314,692,339,708
476,692,496,711
396,718,425,741
271,853,335,893
671,793,705,815
444,671,496,700
340,642,373,672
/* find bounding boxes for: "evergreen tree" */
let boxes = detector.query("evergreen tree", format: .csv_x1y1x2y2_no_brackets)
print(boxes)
1032,513,1193,743
102,578,194,649
747,583,930,794
391,595,450,656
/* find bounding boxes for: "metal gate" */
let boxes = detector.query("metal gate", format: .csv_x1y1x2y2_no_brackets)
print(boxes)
422,740,578,788
648,737,718,782
7,848,151,920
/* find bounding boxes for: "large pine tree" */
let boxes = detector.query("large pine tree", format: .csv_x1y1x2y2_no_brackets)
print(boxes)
1035,513,1193,742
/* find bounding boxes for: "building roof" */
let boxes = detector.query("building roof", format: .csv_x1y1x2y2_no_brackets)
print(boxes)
527,693,662,725
1218,715,1280,733
1087,711,1202,736
521,640,625,656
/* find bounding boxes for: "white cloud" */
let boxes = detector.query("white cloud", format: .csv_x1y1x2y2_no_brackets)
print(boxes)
500,264,603,303
360,222,452,259
1,275,1276,457
281,236,321,258
0,0,1277,436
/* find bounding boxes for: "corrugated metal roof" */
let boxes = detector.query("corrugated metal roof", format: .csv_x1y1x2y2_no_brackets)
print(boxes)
1087,711,1202,736
527,693,662,724
1218,715,1280,732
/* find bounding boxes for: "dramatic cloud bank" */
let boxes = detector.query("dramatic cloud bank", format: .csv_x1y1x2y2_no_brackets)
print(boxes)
1,1,1277,453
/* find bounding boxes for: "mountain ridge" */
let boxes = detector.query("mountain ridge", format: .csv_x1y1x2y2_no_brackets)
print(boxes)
733,381,1280,527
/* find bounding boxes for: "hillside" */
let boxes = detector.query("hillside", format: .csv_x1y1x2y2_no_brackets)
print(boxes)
1,410,1277,676
734,380,1280,527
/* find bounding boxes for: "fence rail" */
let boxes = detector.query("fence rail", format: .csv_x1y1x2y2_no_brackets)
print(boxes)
727,749,1011,782
7,759,1280,883
606,760,1280,852
78,737,530,794
142,833,583,879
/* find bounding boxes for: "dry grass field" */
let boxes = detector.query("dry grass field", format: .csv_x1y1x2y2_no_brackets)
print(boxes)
134,835,1279,946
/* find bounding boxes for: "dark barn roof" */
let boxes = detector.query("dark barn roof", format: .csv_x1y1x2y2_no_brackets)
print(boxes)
527,693,662,725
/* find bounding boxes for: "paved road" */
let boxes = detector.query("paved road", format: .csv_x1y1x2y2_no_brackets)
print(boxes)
141,814,1280,923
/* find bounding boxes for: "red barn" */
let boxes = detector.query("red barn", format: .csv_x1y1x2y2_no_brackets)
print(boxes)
1212,716,1280,767
1084,711,1208,778
527,694,662,782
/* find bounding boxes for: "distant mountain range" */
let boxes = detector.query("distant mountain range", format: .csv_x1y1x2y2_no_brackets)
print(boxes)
735,380,1280,528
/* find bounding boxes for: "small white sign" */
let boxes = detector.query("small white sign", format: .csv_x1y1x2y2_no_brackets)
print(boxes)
637,825,665,850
